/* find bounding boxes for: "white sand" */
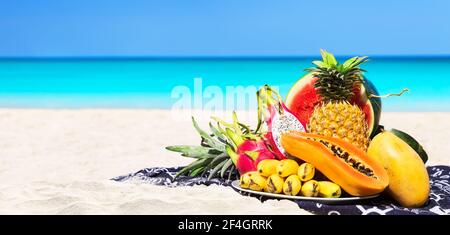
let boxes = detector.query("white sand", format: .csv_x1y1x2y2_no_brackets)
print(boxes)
0,109,448,214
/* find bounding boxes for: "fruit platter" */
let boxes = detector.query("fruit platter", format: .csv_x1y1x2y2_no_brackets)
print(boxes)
230,181,380,204
166,50,430,208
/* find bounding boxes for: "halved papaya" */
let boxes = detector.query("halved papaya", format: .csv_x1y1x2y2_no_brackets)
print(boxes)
281,132,389,196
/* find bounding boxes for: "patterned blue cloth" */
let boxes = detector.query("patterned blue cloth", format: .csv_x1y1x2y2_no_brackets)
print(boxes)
112,165,450,215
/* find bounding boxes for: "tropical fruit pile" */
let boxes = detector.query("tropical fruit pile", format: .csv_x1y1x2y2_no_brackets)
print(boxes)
166,50,430,208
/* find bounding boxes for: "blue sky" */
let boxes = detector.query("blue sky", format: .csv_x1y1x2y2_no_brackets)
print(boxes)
1,0,450,57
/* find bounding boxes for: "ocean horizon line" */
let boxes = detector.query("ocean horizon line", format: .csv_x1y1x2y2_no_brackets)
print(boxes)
2,55,450,61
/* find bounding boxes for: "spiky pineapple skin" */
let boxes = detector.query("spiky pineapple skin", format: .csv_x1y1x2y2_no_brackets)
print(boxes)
307,101,369,151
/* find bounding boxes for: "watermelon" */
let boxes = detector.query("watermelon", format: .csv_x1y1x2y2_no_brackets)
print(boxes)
285,73,382,138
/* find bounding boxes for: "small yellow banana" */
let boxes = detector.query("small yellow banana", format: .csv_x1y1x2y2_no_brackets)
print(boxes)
283,175,302,196
257,159,280,177
265,174,284,194
318,181,342,198
239,171,257,189
248,173,267,191
298,163,315,181
301,180,320,197
277,159,299,177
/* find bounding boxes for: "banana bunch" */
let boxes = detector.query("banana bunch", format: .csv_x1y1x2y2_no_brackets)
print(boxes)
240,159,342,198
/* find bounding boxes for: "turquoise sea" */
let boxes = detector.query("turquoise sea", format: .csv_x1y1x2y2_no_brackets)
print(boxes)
0,58,449,111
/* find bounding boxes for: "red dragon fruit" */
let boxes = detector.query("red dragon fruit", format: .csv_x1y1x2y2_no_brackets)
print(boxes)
223,116,276,175
220,86,306,174
256,85,306,160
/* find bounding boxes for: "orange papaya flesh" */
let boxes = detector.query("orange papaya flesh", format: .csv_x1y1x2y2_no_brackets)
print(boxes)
281,131,389,196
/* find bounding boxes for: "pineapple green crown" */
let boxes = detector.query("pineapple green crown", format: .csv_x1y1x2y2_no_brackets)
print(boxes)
307,49,368,102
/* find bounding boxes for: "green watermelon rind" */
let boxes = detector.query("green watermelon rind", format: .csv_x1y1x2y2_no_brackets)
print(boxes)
362,78,382,138
390,128,429,164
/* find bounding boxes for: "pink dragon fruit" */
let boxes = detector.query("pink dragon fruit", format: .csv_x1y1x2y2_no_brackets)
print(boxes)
224,123,276,175
256,85,306,160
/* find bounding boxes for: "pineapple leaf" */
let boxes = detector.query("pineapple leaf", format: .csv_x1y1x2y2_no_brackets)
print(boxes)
209,152,229,166
342,56,368,73
208,159,227,180
342,56,359,69
165,145,219,158
192,117,225,151
175,158,209,178
312,60,327,68
215,122,238,150
209,122,227,143
214,121,232,142
228,165,236,180
215,121,227,135
201,159,217,178
202,153,230,178
238,122,251,134
232,111,242,135
189,166,205,177
174,167,190,179
320,49,337,67
211,116,234,129
220,158,234,178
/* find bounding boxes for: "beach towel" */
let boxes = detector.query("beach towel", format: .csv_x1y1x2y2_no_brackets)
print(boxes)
112,165,450,215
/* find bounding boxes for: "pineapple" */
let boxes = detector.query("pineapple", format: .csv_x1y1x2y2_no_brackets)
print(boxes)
306,49,370,151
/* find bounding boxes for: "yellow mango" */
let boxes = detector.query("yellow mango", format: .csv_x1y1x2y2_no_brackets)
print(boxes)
368,131,429,208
